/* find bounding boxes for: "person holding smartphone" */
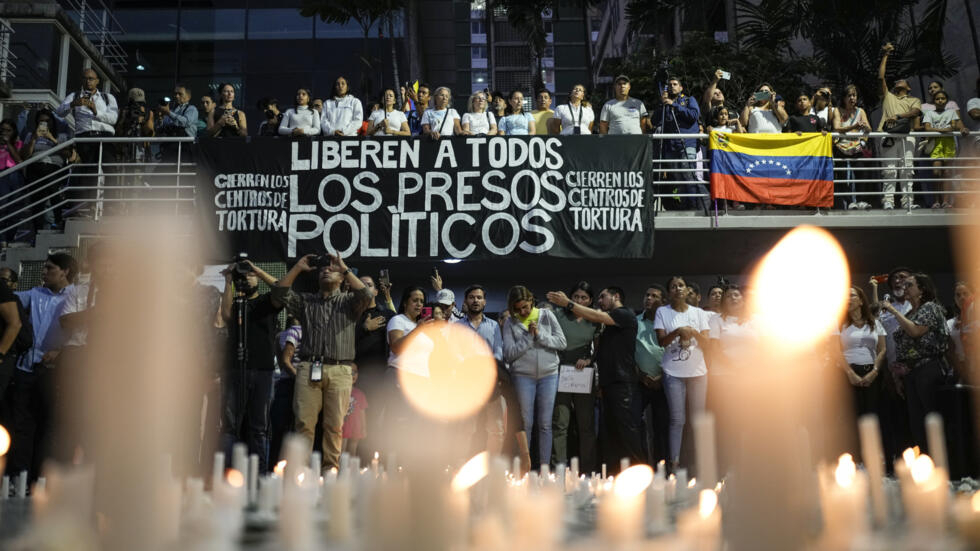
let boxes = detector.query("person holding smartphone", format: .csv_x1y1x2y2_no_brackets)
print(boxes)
21,110,70,233
208,83,247,138
740,82,788,133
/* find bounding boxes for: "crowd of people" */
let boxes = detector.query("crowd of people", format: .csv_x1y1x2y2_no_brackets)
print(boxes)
0,249,974,488
0,43,977,246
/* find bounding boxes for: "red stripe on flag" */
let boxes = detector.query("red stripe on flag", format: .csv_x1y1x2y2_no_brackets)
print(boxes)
710,173,833,208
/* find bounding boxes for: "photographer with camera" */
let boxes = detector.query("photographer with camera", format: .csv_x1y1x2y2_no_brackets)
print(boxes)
219,256,284,473
256,97,283,137
114,88,155,163
156,84,199,139
273,252,371,472
208,83,247,138
650,78,704,212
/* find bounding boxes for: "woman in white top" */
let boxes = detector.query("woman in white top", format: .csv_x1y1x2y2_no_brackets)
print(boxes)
497,90,535,135
739,82,788,133
832,84,873,210
839,286,887,417
278,88,321,137
548,83,594,135
654,276,711,468
321,76,364,137
367,88,411,137
947,281,973,373
708,285,756,369
810,86,836,126
386,286,433,372
421,86,462,139
460,91,497,136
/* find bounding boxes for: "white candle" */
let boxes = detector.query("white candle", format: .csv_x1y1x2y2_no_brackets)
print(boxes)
693,412,718,488
232,443,248,477
326,475,352,542
371,451,380,475
158,475,182,544
620,458,630,473
598,464,653,544
677,489,722,551
924,413,948,473
570,457,579,478
279,466,315,551
817,453,868,550
602,463,607,479
16,470,27,498
900,454,948,535
953,492,980,545
1,475,8,500
257,476,276,518
555,463,566,493
310,451,322,474
247,454,259,506
675,468,688,502
339,452,350,474
858,414,887,527
212,451,225,490
646,476,668,533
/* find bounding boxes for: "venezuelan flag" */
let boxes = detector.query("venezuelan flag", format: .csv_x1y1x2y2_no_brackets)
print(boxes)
709,132,834,207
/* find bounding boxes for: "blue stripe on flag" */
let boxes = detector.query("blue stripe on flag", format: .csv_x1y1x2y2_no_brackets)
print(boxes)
710,149,833,182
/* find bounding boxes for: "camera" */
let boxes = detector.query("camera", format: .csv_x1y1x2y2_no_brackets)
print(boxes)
159,97,171,107
127,102,146,118
231,253,252,287
264,108,276,119
719,71,731,80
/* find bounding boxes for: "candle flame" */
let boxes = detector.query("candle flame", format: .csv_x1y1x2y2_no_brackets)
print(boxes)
451,451,490,493
0,424,9,456
273,460,286,477
297,472,306,484
972,492,980,513
698,489,719,518
834,453,857,487
613,465,654,498
748,226,849,349
910,455,935,484
902,447,920,469
226,469,244,488
373,451,379,461
715,482,723,492
688,478,697,488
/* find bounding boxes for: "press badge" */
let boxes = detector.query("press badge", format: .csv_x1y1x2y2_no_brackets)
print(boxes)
310,359,323,382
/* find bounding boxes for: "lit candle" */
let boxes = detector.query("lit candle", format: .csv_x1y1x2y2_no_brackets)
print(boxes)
646,476,668,534
817,453,868,550
0,424,9,477
211,451,225,491
247,454,259,506
232,443,248,477
279,466,315,551
451,452,489,548
371,451,380,475
857,414,887,527
953,492,980,544
924,413,948,473
598,464,653,544
677,489,722,551
900,454,948,535
570,457,579,479
693,412,718,488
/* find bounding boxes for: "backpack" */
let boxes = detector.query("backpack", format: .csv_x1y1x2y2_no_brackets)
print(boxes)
10,296,34,357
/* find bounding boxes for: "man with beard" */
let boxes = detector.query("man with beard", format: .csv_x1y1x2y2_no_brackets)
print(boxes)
219,259,284,473
871,267,914,469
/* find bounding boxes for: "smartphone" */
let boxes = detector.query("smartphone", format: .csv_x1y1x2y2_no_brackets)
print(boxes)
431,267,439,278
753,91,771,102
310,360,323,382
378,268,390,287
720,71,731,80
871,274,889,284
421,306,433,319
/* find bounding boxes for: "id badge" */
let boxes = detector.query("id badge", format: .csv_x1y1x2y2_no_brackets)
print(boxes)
572,126,581,135
310,360,323,382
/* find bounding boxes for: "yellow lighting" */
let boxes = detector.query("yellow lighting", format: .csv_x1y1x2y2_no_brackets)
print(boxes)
834,453,856,487
226,469,244,488
451,452,490,493
613,465,654,498
699,489,719,518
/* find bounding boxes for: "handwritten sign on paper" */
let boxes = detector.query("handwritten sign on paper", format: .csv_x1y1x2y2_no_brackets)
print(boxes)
557,365,594,394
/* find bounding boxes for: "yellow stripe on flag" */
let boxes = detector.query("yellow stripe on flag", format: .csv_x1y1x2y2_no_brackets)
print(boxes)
709,132,833,158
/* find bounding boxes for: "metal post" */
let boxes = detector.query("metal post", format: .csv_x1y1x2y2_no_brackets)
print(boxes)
95,141,104,220
175,141,182,216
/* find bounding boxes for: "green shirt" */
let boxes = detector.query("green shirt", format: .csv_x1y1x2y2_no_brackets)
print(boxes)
554,308,599,365
635,313,664,377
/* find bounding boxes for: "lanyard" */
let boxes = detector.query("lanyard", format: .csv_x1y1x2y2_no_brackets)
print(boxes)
438,109,451,134
569,103,582,127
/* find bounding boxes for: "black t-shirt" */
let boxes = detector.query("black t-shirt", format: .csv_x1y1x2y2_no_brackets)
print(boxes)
355,304,396,365
786,114,825,133
227,293,282,371
0,285,15,337
597,307,639,386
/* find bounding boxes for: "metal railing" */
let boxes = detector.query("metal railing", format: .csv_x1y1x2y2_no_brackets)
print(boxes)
0,18,18,83
0,137,196,239
58,0,128,74
0,131,977,243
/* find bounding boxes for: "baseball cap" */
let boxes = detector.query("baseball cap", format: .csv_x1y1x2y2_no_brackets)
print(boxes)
436,289,455,306
128,88,146,103
615,75,631,84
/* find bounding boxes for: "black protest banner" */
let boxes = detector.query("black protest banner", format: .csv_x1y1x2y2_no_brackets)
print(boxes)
193,135,654,261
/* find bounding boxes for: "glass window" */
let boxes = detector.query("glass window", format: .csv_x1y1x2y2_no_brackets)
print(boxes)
247,9,314,40
315,18,379,39
114,10,179,42
471,45,487,59
9,22,60,91
179,9,246,40
543,46,554,59
472,71,488,86
471,20,486,34
67,45,86,95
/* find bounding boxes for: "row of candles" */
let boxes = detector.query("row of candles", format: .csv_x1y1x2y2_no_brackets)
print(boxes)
5,411,980,550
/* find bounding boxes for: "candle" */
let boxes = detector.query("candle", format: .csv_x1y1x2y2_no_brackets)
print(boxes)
817,453,868,551
953,492,980,545
371,451,380,475
900,454,948,535
675,468,688,502
0,424,9,477
247,454,259,506
620,458,630,473
212,451,225,491
451,452,489,548
677,489,722,551
16,470,27,498
311,452,322,474
598,464,653,544
232,443,247,477
325,474,352,542
508,481,563,551
646,476,668,534
925,413,948,473
857,414,888,527
693,412,718,488
158,474,182,544
279,466,315,551
570,457,579,478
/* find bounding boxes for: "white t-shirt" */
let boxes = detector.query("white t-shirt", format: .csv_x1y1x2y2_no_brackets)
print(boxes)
386,314,418,368
809,106,831,125
948,318,965,362
708,314,757,365
368,108,408,136
922,109,959,130
921,100,960,113
747,108,782,133
600,98,648,135
553,103,594,135
965,98,980,132
461,111,496,135
654,305,711,378
839,321,886,365
421,108,460,136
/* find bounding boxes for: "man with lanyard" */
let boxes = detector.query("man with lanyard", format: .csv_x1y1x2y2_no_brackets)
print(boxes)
547,285,644,473
56,69,118,215
650,78,704,213
219,259,284,474
156,83,199,162
636,285,668,465
7,253,77,482
406,83,431,136
275,253,371,472
353,273,395,458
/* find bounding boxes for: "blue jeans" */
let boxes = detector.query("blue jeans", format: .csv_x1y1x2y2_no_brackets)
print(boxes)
664,373,708,463
512,373,559,468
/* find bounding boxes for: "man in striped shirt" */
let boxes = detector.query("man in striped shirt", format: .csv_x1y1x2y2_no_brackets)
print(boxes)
274,253,371,472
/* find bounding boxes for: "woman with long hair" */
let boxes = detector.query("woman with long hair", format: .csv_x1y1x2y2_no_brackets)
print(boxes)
501,285,567,468
832,84,873,210
549,84,594,135
881,273,949,451
739,82,787,134
321,76,364,137
654,276,711,470
551,281,599,472
278,88,321,137
497,90,536,135
367,88,411,136
839,286,887,417
208,83,247,137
